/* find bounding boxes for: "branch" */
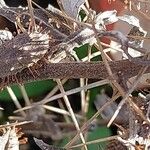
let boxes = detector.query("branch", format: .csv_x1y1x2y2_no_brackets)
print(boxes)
1,58,149,87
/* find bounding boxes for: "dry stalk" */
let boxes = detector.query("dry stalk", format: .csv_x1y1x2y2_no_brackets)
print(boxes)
56,79,88,150
107,66,149,127
65,93,120,148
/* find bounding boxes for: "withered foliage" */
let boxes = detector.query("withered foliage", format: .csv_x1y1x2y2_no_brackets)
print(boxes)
0,0,149,150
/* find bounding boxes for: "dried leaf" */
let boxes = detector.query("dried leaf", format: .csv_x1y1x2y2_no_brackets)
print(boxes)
34,137,65,150
0,125,21,150
118,15,141,27
94,93,128,123
0,128,10,150
0,0,7,8
0,7,26,23
60,0,85,19
0,32,49,78
118,15,147,47
95,10,118,29
22,106,62,140
0,30,13,44
94,93,118,120
0,5,71,39
7,127,19,150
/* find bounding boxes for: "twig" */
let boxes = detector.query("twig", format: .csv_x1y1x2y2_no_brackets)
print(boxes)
43,105,83,119
70,135,119,149
65,93,120,148
0,121,33,129
13,79,109,112
91,21,125,97
27,0,36,31
80,78,86,115
19,84,31,106
6,86,26,117
1,59,149,87
107,65,149,127
42,79,67,100
56,79,88,150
